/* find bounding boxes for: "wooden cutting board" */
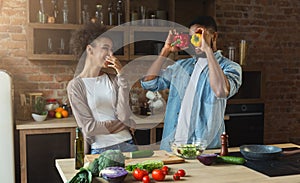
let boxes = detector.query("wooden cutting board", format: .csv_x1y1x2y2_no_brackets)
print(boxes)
85,150,185,165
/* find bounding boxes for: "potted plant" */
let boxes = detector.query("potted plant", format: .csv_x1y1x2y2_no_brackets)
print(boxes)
31,96,48,121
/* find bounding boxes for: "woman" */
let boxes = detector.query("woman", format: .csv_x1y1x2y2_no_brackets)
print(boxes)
67,22,137,154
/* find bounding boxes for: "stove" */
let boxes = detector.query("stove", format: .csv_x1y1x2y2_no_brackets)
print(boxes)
229,147,300,177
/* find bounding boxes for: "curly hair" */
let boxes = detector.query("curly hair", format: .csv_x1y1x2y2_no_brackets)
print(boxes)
70,22,109,59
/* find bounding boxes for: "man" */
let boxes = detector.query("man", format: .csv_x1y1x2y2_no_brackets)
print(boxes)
141,16,242,152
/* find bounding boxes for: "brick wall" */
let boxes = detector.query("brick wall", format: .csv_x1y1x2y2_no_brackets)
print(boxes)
216,0,300,144
0,0,299,144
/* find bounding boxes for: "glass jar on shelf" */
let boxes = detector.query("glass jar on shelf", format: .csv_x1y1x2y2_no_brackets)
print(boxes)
45,99,59,111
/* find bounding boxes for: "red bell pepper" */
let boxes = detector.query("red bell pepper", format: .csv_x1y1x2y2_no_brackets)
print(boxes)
171,33,190,48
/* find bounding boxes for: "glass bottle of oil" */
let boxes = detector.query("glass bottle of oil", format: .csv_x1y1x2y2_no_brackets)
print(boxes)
75,127,84,170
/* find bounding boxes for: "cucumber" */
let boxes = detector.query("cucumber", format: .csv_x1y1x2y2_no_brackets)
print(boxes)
130,150,154,158
217,156,246,165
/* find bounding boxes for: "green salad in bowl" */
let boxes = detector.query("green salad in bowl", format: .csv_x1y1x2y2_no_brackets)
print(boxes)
170,140,207,159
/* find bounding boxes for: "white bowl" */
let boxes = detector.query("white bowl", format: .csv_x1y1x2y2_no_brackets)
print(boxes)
32,113,47,122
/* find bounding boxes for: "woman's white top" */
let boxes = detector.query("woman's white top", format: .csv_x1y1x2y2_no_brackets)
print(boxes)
82,74,131,148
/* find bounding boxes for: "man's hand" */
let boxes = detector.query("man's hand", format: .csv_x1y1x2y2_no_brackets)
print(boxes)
163,30,185,53
193,27,214,53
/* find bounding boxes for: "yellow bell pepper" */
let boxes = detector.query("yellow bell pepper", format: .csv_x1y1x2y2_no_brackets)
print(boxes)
191,33,202,47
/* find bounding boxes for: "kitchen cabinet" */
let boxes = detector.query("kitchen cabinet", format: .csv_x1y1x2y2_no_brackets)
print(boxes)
16,117,77,183
27,0,215,61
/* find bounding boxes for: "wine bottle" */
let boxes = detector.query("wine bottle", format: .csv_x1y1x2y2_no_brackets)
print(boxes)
116,0,124,25
95,4,103,24
108,2,115,25
75,127,84,170
62,0,69,24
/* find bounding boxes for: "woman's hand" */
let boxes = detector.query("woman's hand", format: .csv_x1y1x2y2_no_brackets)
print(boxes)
105,55,123,74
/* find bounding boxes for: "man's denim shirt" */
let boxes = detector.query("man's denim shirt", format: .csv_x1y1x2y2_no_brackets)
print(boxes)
141,51,242,152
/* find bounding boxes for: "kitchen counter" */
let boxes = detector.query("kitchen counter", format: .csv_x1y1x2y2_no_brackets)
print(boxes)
55,143,300,183
16,113,165,130
16,116,77,130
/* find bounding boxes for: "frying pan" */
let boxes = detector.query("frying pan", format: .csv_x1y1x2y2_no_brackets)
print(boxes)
240,145,300,161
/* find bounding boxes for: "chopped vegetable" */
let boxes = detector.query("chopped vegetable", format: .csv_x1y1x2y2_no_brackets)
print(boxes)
190,33,202,47
98,150,126,171
100,166,128,182
132,168,148,181
197,154,245,165
173,172,181,181
217,156,246,165
68,167,92,183
142,175,150,183
125,160,164,173
151,169,166,181
197,154,218,166
171,33,190,48
177,169,186,177
161,165,169,175
87,158,100,177
176,144,203,159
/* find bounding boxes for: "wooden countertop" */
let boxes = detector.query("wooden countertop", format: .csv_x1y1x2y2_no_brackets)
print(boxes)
15,113,165,130
16,116,77,130
56,143,300,183
16,113,229,130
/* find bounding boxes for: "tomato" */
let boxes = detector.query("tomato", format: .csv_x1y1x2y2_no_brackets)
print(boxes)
152,169,166,181
142,175,150,183
173,172,181,180
132,168,148,181
177,169,186,177
161,165,169,175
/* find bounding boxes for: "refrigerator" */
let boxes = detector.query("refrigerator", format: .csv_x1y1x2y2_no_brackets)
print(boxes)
0,70,15,182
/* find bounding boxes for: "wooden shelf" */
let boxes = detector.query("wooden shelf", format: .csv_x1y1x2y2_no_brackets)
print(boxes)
27,0,215,61
27,53,76,61
28,23,82,30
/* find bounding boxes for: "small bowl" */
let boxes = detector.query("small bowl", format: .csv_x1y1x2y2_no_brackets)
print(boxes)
32,113,47,122
170,140,207,159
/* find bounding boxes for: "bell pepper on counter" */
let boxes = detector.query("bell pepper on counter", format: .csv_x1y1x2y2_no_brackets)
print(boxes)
191,33,202,47
171,33,190,48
